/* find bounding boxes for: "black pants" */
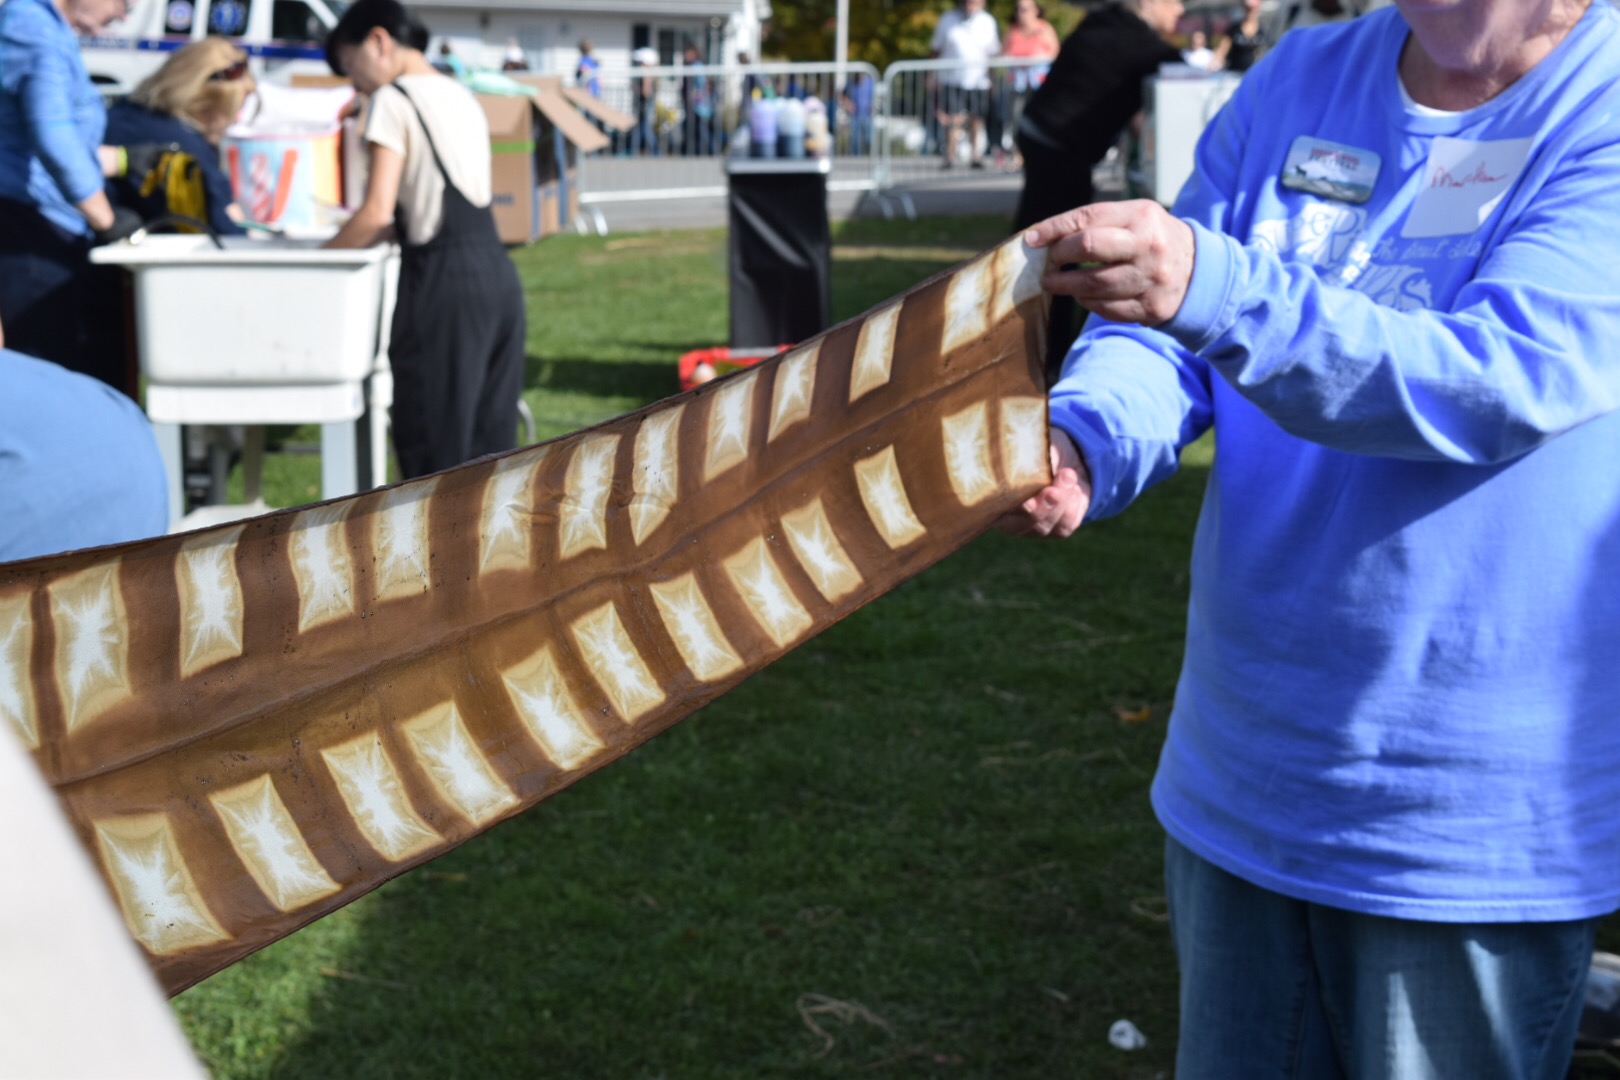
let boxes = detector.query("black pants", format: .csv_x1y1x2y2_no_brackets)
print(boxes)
1014,138,1097,385
0,198,131,395
388,237,527,479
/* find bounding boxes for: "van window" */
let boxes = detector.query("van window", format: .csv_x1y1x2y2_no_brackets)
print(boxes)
271,0,324,40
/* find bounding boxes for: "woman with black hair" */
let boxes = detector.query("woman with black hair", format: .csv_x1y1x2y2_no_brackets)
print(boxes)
324,0,525,481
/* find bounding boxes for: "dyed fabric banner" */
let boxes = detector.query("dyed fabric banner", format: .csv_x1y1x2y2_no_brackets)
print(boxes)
0,235,1051,994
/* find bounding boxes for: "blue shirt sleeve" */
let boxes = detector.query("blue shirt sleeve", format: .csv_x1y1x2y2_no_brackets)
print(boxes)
1161,134,1620,465
2,3,103,205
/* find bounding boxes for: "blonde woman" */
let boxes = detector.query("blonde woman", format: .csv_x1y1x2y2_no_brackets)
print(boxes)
105,37,254,235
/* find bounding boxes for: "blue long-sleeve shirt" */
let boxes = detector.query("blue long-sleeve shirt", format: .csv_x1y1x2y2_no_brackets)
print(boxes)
0,0,106,235
1051,2,1620,921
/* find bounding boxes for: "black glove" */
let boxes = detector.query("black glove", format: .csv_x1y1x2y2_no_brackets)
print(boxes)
121,141,180,180
94,206,144,245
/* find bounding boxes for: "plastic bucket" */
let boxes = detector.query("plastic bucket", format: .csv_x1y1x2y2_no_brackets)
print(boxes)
222,125,341,229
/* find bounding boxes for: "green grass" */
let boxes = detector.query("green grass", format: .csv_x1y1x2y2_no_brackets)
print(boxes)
182,215,1201,1078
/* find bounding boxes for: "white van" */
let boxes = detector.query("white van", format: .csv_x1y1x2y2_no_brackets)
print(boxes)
80,0,345,96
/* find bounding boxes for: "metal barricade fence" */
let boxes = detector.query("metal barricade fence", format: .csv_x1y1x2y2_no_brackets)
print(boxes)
877,56,1053,193
576,61,882,208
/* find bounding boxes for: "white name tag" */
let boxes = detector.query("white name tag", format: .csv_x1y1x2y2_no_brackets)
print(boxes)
1401,136,1533,239
1280,136,1381,204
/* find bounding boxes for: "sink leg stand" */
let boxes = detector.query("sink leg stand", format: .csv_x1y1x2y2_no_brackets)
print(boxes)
154,421,185,531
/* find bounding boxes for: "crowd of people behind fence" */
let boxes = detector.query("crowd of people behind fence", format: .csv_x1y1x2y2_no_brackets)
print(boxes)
588,0,1394,164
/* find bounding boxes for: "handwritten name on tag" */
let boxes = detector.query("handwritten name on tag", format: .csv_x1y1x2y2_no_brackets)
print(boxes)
1401,136,1533,239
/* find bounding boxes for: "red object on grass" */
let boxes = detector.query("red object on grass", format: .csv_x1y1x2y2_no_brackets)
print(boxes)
678,345,793,391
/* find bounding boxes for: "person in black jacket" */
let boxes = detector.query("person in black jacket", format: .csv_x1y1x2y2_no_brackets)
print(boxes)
1013,0,1183,377
105,37,253,239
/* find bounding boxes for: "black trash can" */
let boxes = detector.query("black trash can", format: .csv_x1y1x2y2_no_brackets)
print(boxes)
725,156,832,351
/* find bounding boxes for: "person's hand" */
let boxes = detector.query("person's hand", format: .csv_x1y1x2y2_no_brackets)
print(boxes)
998,428,1092,539
120,142,180,180
93,206,144,245
1024,200,1196,327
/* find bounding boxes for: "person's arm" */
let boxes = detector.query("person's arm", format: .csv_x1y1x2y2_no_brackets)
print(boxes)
197,146,245,236
1039,22,1060,56
1032,72,1620,467
15,40,109,230
324,142,402,248
1014,39,1267,528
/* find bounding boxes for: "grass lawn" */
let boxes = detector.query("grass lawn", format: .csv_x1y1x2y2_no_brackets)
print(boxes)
179,215,1207,1078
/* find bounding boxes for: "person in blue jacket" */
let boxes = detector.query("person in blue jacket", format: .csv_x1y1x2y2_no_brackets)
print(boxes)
104,36,253,238
0,0,165,391
0,314,167,562
1010,1,1620,1075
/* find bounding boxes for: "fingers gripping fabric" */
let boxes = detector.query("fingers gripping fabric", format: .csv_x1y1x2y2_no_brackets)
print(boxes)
0,236,1051,994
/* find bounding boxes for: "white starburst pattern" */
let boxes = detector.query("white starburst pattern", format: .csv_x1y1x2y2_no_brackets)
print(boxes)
481,452,543,573
942,255,992,355
49,562,129,732
704,374,756,481
723,538,812,648
0,593,37,747
373,479,437,600
403,702,517,826
94,816,228,955
630,405,684,546
1000,397,1051,488
650,574,743,682
321,735,439,862
572,602,666,723
780,499,863,603
291,504,356,632
560,434,620,559
210,775,338,912
942,403,998,506
990,235,1047,324
503,646,605,769
855,446,927,549
179,526,245,677
850,302,901,403
768,344,819,442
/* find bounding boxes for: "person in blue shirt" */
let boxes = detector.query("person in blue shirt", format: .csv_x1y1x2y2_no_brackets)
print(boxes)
574,38,599,96
105,37,252,238
0,0,163,392
839,72,874,157
0,315,167,562
1010,1,1620,1075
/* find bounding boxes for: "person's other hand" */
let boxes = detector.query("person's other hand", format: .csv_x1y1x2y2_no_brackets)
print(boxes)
998,428,1092,539
93,206,144,245
1024,200,1195,327
121,142,180,180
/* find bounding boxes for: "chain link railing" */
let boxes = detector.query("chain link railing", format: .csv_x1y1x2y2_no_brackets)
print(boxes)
876,56,1054,192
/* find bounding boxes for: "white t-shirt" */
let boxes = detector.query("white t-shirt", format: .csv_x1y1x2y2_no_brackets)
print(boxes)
365,74,492,245
932,8,1001,90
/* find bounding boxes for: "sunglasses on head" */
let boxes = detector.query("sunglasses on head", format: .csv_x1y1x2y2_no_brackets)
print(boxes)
209,59,248,82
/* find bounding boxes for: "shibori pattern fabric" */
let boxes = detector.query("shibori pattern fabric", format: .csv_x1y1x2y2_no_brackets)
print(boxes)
0,235,1051,995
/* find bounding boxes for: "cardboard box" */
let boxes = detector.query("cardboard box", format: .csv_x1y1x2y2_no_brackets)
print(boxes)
479,76,609,244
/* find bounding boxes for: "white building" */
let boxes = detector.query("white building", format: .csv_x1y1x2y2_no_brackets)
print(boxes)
419,0,771,79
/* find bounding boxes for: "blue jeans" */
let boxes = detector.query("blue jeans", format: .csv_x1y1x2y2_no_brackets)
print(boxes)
1165,836,1596,1079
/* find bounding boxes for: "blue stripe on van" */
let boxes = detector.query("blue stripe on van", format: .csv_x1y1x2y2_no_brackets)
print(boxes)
83,36,325,60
